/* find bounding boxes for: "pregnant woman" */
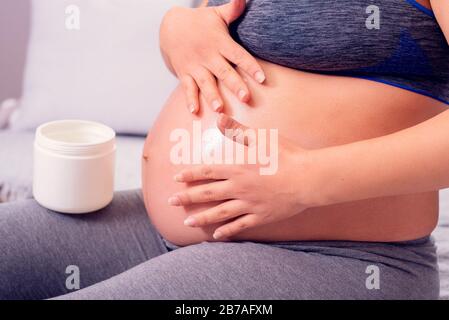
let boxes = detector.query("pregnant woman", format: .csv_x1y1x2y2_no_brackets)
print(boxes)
1,0,449,299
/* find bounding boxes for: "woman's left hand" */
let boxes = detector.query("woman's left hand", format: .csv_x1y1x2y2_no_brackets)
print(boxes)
169,114,317,240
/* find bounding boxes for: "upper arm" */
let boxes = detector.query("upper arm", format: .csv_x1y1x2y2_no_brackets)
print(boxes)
431,0,449,43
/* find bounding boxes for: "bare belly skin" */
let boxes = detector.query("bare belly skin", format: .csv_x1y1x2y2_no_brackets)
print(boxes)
142,60,444,246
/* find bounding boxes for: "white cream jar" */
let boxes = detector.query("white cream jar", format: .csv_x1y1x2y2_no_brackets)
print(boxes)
33,120,116,214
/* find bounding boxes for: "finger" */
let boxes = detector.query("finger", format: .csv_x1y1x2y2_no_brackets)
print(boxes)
217,113,256,147
220,42,266,84
184,200,247,227
181,75,200,113
215,0,246,25
174,165,234,183
208,56,250,102
192,68,223,111
213,213,259,239
168,180,233,206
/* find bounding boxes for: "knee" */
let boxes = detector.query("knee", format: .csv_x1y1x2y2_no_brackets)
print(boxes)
170,241,263,269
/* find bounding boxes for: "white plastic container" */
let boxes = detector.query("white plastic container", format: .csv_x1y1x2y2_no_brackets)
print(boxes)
33,120,116,214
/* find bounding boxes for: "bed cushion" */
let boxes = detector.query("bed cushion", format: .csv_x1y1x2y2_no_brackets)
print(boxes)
0,130,144,202
10,0,193,135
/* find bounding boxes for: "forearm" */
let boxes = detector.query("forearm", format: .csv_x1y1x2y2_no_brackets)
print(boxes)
308,109,449,206
160,7,178,76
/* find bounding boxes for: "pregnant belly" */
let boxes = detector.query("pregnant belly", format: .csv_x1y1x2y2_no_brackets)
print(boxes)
142,60,442,247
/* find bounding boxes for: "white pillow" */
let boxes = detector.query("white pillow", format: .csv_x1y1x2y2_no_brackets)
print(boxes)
11,0,194,135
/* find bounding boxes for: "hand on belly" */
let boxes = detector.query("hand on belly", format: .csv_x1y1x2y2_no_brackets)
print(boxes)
166,113,316,241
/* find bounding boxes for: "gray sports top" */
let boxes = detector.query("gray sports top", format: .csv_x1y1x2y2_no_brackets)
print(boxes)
208,0,449,105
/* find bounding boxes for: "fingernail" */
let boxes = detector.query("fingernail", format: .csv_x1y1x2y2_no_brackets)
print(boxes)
213,231,223,240
255,71,265,83
212,100,222,111
184,216,196,227
173,174,183,182
189,104,196,113
168,196,181,206
217,113,230,128
238,89,248,101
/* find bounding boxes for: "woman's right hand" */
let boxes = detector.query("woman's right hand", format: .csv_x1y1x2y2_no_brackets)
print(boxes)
160,0,265,114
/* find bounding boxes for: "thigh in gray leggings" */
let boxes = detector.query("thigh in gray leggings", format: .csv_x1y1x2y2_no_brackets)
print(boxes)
0,190,440,299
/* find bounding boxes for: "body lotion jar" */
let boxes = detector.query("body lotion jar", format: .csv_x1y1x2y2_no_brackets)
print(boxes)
33,120,116,214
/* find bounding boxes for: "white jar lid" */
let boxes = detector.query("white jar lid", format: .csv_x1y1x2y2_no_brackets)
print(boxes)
35,120,116,157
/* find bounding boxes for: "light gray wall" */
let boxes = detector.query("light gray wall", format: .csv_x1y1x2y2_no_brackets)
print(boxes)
0,0,30,103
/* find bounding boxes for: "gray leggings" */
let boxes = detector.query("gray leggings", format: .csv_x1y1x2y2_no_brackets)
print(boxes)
0,189,440,300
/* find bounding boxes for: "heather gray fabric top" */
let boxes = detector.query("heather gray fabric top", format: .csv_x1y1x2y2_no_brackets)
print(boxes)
208,0,449,105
